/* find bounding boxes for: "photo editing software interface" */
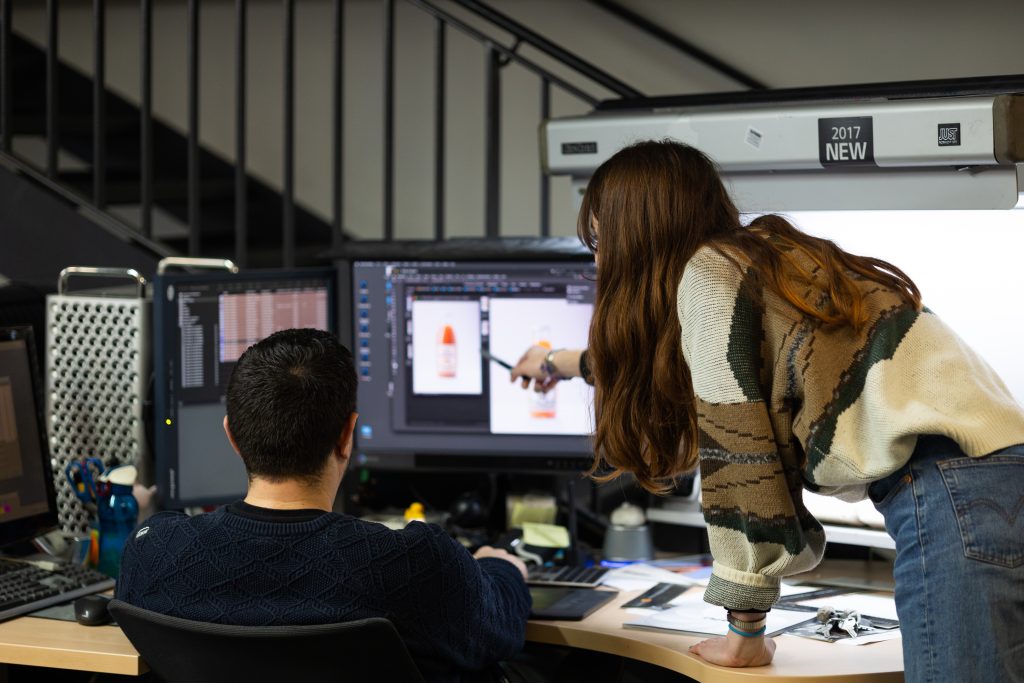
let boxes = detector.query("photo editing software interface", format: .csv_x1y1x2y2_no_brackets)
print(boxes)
0,330,56,544
155,270,334,507
352,260,597,469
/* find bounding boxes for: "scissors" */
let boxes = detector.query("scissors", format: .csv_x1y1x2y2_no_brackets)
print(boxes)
64,457,105,506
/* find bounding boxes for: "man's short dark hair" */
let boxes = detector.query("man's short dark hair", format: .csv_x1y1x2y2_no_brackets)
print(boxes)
226,328,357,482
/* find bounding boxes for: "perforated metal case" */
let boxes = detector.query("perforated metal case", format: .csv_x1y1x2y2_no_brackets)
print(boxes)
45,269,149,535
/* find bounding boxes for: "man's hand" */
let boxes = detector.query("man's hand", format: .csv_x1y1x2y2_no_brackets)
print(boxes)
473,545,528,580
689,634,776,667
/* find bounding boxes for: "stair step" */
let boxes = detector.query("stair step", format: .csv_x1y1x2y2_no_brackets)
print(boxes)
58,171,235,204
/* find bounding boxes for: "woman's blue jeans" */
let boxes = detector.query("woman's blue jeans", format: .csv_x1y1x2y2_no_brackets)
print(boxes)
869,436,1024,683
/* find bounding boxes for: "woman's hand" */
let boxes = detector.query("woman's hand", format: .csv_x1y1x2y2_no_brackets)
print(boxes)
689,633,776,667
509,345,560,393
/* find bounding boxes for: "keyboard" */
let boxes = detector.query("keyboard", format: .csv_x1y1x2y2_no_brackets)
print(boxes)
0,558,115,622
527,564,609,588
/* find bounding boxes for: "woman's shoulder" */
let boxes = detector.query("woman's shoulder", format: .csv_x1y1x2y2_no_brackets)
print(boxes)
677,244,748,304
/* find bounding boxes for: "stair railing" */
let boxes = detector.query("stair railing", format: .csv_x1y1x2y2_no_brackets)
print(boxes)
0,0,630,267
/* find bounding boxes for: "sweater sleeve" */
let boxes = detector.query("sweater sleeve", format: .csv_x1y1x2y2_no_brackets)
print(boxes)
678,249,825,611
381,522,531,673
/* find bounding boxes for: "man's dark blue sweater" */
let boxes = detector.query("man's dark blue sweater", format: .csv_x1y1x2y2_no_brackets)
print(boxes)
115,502,531,683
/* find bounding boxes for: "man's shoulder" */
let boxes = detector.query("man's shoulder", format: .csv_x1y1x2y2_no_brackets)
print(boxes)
132,509,191,533
352,519,468,564
128,508,229,542
349,518,452,544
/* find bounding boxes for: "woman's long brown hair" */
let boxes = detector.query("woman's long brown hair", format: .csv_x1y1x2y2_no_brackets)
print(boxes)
580,140,921,494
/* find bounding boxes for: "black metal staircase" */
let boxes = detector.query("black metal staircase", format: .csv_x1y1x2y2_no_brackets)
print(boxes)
0,0,762,276
5,31,333,268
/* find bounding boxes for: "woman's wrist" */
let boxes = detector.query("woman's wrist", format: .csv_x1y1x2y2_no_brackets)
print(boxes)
727,610,767,623
725,626,768,659
543,349,583,379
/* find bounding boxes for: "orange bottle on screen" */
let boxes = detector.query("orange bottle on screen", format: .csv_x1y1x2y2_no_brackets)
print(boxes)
437,324,457,378
530,334,556,419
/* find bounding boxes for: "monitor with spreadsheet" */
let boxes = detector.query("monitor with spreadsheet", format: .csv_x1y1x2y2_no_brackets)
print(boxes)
347,251,597,471
0,327,58,546
153,269,335,507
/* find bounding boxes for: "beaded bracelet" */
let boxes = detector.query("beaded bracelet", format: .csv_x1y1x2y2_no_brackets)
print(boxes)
728,623,768,638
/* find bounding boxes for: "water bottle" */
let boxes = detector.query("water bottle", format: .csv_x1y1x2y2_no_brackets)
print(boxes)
96,466,140,578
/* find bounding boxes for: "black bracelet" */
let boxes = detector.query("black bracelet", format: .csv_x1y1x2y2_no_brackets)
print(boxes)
726,612,768,631
579,349,594,384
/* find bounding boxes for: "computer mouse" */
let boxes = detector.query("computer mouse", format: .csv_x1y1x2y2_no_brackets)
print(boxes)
74,594,112,626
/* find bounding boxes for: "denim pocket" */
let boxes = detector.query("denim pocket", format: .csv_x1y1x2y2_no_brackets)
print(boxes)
868,470,912,510
939,455,1024,568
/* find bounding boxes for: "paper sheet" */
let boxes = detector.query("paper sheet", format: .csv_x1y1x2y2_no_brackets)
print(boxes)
521,522,570,549
778,582,825,597
623,589,814,637
600,563,706,592
796,593,899,621
834,629,902,646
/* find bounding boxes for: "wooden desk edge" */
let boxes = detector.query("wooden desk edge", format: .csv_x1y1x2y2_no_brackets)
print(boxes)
526,591,903,683
0,619,146,676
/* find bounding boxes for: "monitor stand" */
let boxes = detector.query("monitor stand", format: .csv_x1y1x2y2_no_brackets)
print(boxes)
0,530,72,565
563,477,582,567
29,529,71,559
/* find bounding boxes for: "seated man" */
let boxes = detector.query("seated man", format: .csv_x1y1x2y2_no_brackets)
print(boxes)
117,328,531,683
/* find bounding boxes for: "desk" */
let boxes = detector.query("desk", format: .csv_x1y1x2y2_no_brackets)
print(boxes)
0,561,900,681
526,589,903,683
0,617,145,676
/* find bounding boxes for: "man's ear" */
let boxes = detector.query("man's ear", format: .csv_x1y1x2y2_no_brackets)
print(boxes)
223,415,243,457
336,413,359,462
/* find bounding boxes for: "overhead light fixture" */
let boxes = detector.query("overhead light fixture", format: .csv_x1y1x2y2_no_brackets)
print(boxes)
543,92,1024,211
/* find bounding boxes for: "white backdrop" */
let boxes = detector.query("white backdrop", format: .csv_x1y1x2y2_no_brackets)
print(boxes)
410,300,483,395
784,209,1024,406
487,298,594,435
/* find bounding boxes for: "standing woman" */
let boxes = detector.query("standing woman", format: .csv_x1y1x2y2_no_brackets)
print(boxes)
513,140,1024,681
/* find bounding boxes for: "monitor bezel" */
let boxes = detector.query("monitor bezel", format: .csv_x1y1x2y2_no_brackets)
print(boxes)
152,267,337,509
0,326,60,547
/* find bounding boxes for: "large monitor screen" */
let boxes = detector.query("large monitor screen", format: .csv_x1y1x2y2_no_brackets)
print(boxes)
154,269,335,507
0,327,58,546
351,259,597,470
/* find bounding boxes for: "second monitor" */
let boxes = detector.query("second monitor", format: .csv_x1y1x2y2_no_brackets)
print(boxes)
153,268,336,508
352,258,597,471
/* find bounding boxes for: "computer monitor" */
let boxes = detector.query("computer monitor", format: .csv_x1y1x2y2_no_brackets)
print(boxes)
344,242,597,472
0,327,59,547
153,269,336,508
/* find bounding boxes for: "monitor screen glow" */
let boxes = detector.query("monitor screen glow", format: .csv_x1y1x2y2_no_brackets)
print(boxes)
351,259,597,471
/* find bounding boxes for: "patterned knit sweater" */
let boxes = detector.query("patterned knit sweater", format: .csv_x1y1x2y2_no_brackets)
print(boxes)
116,502,531,683
677,245,1024,611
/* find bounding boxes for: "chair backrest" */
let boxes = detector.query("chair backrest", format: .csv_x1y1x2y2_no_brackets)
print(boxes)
108,599,426,683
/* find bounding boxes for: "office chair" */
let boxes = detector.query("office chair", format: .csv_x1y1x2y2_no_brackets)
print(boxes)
108,599,426,683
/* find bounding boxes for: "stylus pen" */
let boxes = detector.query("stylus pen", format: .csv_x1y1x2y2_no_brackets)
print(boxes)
481,349,513,370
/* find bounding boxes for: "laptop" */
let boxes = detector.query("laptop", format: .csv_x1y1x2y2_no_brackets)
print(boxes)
528,586,616,621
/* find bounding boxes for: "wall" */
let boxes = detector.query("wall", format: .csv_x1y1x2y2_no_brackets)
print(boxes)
13,0,1024,242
